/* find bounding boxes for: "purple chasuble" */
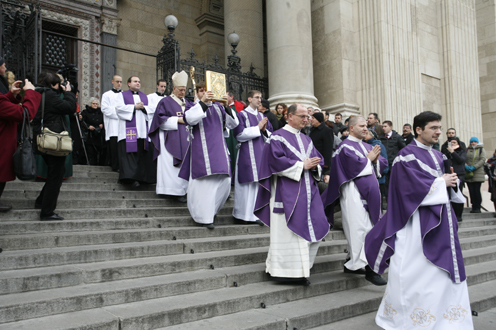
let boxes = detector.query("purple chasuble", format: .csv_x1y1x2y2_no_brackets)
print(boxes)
254,128,330,242
179,102,231,180
148,96,191,166
122,90,148,153
322,138,387,227
364,141,466,283
233,109,273,183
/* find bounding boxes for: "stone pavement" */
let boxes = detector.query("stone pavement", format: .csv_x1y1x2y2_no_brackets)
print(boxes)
0,165,495,329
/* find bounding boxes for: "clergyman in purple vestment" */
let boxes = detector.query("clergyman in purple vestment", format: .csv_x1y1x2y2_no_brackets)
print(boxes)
254,104,329,285
232,90,273,223
115,76,156,186
322,115,388,286
149,71,190,200
179,88,239,229
365,111,473,329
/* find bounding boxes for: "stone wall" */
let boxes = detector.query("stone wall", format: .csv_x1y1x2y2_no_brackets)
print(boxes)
477,0,496,155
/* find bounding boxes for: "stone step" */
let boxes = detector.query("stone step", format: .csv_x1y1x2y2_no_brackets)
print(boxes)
458,217,496,228
1,198,187,210
0,214,252,235
0,225,269,250
4,181,157,191
1,189,160,200
0,205,233,221
72,165,116,173
458,225,496,239
0,241,350,294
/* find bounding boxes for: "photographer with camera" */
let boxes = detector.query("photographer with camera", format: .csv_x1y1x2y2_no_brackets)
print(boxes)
32,72,77,221
0,79,41,212
82,97,105,165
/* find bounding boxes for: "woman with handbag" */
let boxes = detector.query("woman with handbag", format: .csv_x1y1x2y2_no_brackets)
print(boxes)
32,72,77,221
465,137,487,214
0,79,41,212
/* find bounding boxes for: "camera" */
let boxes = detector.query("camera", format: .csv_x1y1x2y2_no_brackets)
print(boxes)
57,64,79,94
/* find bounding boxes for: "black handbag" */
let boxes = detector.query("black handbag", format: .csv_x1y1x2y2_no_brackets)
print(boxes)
13,107,37,180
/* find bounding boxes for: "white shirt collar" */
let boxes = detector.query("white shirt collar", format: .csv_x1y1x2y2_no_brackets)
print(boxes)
245,106,258,115
348,135,363,143
387,131,393,138
414,139,432,151
283,124,301,134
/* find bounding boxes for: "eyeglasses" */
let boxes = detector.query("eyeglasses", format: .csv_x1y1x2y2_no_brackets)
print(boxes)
292,114,311,120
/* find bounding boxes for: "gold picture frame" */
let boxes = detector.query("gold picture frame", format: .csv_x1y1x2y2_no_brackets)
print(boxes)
205,70,227,102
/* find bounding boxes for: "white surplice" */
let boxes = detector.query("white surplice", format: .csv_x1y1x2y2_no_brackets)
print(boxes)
101,90,120,141
115,93,150,142
376,141,473,330
233,106,271,222
340,135,378,271
265,125,320,278
155,95,188,196
185,102,239,224
146,92,165,128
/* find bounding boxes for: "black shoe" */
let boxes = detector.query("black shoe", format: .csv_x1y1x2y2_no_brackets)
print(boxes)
40,214,64,221
470,209,481,213
270,276,310,286
0,203,12,212
176,195,187,203
34,203,42,209
131,181,140,189
344,266,366,275
203,223,215,229
256,220,265,226
365,266,387,286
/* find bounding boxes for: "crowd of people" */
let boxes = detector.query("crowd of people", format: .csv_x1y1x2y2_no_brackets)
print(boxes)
1,59,495,328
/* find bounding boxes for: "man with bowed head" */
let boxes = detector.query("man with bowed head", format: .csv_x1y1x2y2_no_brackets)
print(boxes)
254,104,329,285
365,111,472,329
149,71,191,202
322,115,388,286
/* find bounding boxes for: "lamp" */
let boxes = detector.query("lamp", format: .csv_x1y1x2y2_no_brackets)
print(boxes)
227,32,240,54
164,15,178,38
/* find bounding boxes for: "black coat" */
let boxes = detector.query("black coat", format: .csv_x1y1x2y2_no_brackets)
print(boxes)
402,133,414,145
379,130,406,165
309,122,334,174
264,110,280,131
441,139,467,155
443,146,467,182
32,87,77,135
82,105,105,146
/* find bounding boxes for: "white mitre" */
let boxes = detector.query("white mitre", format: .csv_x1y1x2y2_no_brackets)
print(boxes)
172,71,188,87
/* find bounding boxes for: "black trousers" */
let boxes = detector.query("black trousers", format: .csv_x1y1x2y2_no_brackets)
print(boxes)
451,181,464,221
106,137,119,171
0,182,5,199
466,181,482,211
36,154,66,217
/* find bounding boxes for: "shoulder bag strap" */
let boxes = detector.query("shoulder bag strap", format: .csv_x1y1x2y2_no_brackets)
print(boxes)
40,91,46,131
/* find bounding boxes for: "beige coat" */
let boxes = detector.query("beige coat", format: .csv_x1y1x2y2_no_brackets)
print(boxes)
466,144,486,183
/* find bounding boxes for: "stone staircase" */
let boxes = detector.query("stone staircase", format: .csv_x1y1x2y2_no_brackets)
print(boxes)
0,165,495,329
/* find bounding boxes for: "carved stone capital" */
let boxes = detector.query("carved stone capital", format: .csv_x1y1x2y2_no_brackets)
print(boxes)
101,15,120,35
103,0,117,9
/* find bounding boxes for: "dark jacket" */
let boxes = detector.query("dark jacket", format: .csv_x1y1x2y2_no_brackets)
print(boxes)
379,130,406,165
264,109,280,131
365,138,389,184
32,87,77,135
309,122,334,174
82,105,105,146
442,145,467,182
402,133,414,145
332,121,344,135
441,139,467,155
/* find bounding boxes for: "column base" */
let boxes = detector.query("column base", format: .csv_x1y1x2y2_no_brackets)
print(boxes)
322,102,361,119
268,92,319,110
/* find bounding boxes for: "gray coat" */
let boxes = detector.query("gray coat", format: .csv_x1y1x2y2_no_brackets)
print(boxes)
466,144,486,183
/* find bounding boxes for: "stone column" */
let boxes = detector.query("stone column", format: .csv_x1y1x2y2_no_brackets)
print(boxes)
266,0,318,108
223,0,264,77
100,15,120,93
476,0,495,152
440,0,482,143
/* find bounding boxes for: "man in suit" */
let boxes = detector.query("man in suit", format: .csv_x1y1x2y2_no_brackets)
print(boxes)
309,112,334,176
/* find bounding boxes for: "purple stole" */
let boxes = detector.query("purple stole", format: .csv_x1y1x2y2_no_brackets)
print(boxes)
233,109,273,183
322,138,387,227
365,141,466,283
254,128,329,242
148,96,190,165
122,90,148,153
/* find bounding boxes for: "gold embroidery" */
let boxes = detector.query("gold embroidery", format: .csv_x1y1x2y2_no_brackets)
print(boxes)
443,305,468,324
428,184,438,195
410,308,436,327
383,302,397,320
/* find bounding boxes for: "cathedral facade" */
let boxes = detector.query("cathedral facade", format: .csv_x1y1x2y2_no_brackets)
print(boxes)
14,0,494,152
